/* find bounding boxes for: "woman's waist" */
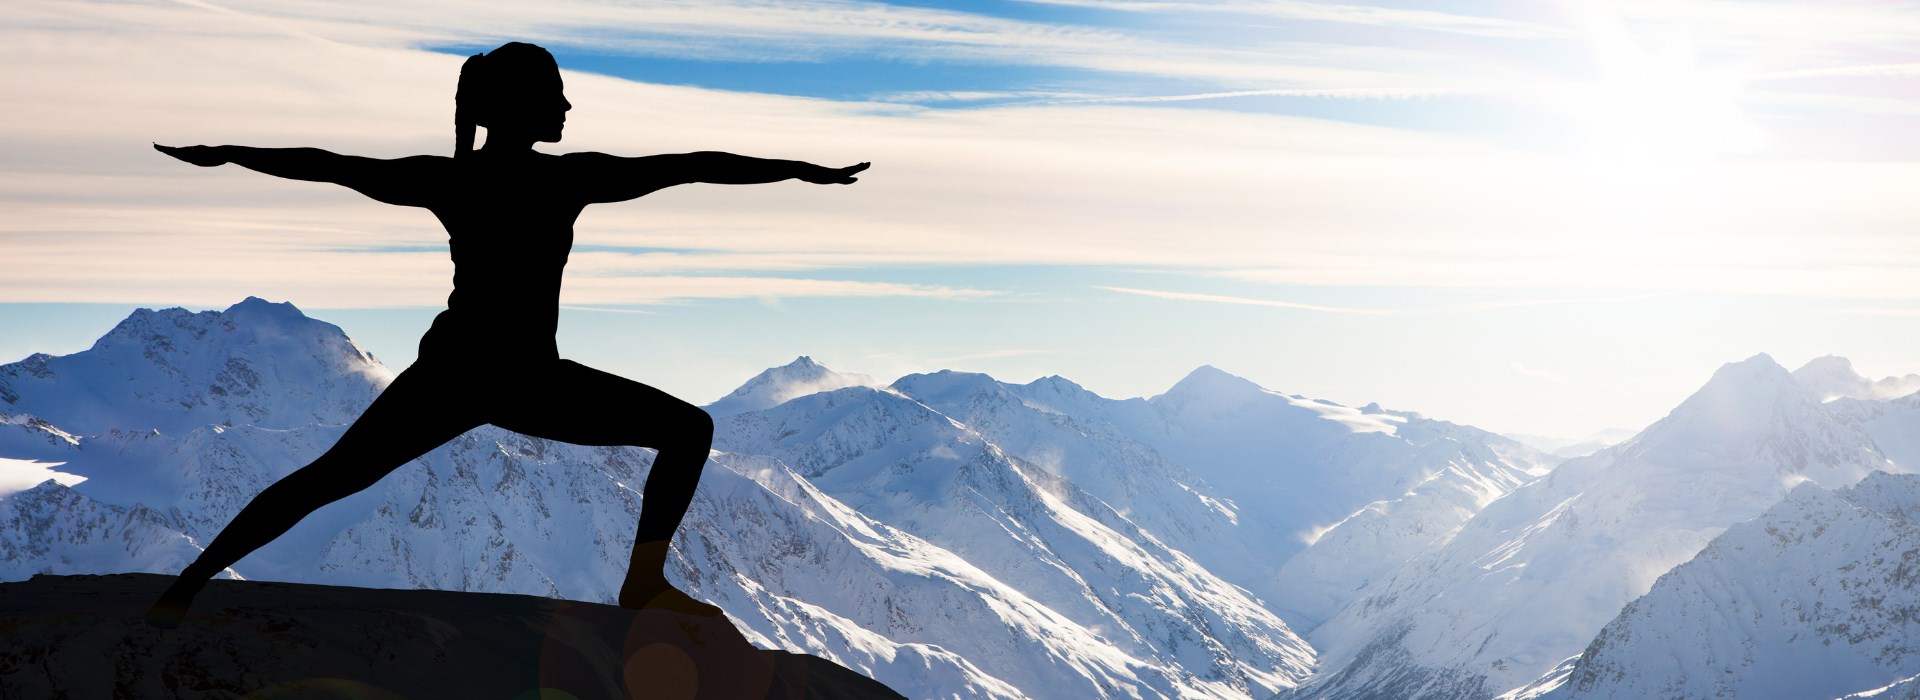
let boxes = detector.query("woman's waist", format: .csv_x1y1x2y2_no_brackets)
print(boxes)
419,309,559,360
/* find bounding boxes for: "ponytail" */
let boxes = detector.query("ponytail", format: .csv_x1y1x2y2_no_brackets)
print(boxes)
452,43,558,157
454,53,486,158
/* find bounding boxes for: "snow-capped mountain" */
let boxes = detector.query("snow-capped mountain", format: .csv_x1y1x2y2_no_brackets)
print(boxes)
1116,366,1554,628
0,299,1337,698
1794,355,1920,402
1513,471,1920,699
1294,354,1896,699
0,298,387,436
18,299,1920,699
715,378,1317,697
706,356,882,416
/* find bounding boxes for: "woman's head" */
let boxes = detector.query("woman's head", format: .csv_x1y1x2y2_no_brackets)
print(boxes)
455,42,571,156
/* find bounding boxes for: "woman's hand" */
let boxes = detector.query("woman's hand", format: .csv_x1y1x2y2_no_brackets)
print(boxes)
154,144,229,167
800,162,869,185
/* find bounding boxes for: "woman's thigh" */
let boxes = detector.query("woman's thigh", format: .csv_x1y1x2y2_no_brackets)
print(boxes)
304,362,486,483
487,360,710,448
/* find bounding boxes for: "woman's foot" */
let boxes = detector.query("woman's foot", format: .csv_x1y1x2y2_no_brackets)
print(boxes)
619,576,723,617
145,578,203,629
619,540,721,616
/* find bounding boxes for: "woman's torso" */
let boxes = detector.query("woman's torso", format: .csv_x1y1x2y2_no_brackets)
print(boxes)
417,153,587,363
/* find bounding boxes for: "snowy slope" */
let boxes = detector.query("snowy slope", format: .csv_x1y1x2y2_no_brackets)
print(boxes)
1296,354,1894,700
1116,367,1553,628
1522,471,1920,699
716,381,1317,697
0,480,205,580
921,364,1552,631
889,371,1269,612
1827,392,1920,475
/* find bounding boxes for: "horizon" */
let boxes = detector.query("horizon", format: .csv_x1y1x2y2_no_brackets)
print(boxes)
6,295,1909,444
4,0,1917,438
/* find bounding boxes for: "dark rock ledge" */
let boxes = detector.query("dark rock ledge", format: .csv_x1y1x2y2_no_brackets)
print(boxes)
0,574,904,700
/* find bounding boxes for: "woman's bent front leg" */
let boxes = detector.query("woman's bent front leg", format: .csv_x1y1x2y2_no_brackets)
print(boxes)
490,360,718,616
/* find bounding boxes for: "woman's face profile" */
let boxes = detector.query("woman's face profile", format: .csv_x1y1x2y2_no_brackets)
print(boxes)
489,68,571,143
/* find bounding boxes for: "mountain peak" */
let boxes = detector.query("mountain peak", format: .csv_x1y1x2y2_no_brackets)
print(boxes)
222,296,307,320
708,357,880,416
890,370,1008,408
1627,352,1881,477
1157,365,1268,405
1697,353,1793,395
1793,354,1920,402
1,300,390,435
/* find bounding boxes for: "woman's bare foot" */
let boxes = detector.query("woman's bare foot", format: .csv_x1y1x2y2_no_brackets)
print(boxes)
622,583,725,617
620,539,723,616
620,576,723,617
145,578,203,629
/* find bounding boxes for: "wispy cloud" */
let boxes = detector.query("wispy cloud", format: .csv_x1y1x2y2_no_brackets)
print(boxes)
1038,85,1514,105
1443,294,1662,313
1757,63,1920,80
1015,0,1560,39
1098,287,1391,315
1829,307,1920,318
927,348,1059,364
1510,361,1566,384
3,0,1918,312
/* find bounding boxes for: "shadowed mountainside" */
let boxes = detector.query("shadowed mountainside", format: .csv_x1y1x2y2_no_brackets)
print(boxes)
0,573,903,700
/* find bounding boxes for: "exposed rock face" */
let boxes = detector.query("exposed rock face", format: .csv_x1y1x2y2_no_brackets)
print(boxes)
0,573,903,700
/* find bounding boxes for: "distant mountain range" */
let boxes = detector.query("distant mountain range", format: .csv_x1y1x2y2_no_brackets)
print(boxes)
3,298,1916,699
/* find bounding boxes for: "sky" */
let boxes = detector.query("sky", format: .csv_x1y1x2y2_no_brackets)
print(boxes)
2,0,1917,439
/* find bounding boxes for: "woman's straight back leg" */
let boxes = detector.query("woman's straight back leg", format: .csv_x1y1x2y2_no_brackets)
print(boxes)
149,363,484,625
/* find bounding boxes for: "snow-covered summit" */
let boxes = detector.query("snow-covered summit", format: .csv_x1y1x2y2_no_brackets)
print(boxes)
706,356,881,416
1152,365,1403,437
0,298,389,436
1794,355,1920,402
1622,353,1886,486
1298,353,1894,700
1157,364,1268,405
888,370,1009,410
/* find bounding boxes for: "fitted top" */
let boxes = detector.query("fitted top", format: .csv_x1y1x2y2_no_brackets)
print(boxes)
414,152,588,362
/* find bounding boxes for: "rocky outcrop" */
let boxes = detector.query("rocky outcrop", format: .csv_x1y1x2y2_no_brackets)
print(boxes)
0,573,903,700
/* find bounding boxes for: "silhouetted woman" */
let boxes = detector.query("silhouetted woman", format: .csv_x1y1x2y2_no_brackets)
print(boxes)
147,42,867,625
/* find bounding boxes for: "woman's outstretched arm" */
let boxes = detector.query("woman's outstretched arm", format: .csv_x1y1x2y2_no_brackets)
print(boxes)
154,144,445,207
563,151,868,203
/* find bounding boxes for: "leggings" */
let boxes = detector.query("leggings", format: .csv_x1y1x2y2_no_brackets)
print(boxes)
180,357,713,581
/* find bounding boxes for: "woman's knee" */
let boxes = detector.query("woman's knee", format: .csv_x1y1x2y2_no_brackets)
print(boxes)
681,406,714,448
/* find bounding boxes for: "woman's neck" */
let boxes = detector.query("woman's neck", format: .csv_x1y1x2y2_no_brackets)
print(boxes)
480,133,538,155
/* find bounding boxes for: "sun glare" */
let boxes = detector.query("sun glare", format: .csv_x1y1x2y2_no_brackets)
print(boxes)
1565,17,1764,179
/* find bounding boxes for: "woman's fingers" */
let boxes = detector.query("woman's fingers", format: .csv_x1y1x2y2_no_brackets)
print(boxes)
830,162,868,184
154,143,224,167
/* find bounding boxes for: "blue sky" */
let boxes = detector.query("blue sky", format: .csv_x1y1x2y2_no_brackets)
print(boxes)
3,0,1918,437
